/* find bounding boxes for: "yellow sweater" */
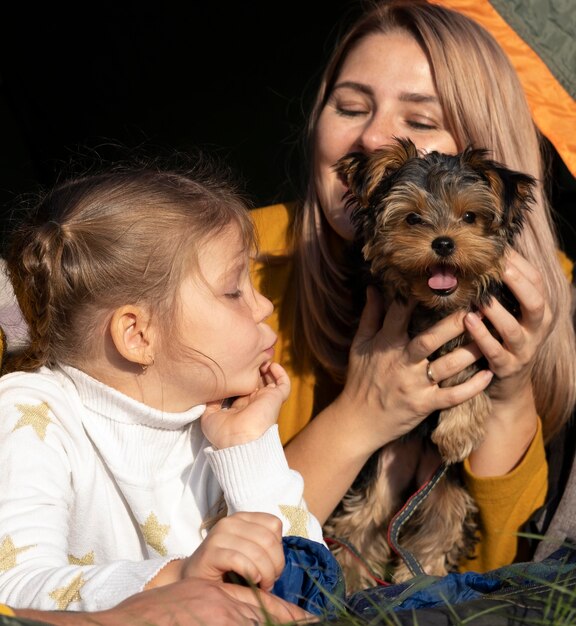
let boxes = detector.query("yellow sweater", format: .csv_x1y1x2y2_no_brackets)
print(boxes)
251,202,550,572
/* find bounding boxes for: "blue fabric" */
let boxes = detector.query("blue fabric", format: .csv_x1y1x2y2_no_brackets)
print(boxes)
272,540,576,621
346,545,576,620
273,536,346,615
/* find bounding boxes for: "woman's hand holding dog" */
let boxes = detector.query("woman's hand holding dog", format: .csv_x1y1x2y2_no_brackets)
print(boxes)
286,285,493,523
464,250,551,475
339,286,494,450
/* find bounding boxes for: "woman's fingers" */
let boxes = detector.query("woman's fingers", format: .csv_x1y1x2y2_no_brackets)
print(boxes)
405,310,467,363
227,584,316,623
424,341,483,385
353,286,387,345
467,250,551,377
435,369,493,409
378,294,416,345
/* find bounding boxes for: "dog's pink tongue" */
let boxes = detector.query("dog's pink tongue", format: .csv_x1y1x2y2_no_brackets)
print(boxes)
428,265,458,290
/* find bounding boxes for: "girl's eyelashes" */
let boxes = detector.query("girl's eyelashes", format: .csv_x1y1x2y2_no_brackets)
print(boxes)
224,289,242,299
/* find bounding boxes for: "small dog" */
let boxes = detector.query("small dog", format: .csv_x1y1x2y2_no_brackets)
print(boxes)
323,137,536,592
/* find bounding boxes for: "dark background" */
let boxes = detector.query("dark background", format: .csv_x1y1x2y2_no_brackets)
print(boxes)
0,2,357,216
1,1,574,258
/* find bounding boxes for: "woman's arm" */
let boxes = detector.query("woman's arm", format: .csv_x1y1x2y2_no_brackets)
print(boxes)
12,578,312,626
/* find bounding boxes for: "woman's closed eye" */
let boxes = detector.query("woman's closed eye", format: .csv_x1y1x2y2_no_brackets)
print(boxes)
335,105,370,118
225,289,243,299
406,119,438,131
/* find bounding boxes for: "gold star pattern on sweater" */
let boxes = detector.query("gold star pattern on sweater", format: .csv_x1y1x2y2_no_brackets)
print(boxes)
49,573,85,610
13,402,53,440
68,551,94,566
279,505,309,538
140,512,170,556
0,536,34,571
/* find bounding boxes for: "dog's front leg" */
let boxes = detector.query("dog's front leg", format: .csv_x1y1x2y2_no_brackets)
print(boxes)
432,390,490,463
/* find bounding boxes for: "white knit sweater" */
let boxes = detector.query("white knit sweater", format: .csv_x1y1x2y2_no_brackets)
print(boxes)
0,365,323,611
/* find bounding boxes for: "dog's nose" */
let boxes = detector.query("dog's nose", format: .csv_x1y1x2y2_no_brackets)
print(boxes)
431,237,455,257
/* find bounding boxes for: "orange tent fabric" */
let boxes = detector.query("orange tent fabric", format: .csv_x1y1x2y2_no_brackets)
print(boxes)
432,0,576,177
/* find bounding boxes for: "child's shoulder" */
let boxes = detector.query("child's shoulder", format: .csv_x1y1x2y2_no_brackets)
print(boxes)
0,367,75,404
0,367,84,444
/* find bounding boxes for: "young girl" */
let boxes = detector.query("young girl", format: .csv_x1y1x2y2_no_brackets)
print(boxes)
0,157,324,616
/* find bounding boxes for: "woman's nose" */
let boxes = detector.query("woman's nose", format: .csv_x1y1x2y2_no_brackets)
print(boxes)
357,113,398,152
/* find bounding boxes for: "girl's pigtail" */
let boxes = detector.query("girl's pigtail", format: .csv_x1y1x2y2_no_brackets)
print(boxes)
6,219,67,373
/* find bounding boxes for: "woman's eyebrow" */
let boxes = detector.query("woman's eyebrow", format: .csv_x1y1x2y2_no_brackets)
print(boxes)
333,81,439,105
399,93,439,104
332,81,374,96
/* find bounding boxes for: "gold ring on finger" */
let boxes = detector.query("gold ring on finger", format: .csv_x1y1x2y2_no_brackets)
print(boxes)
426,361,438,384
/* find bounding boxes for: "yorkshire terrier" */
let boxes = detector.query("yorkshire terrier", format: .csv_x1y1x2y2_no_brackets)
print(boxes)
323,137,536,592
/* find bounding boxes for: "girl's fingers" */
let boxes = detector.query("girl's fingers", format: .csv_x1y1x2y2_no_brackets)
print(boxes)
219,547,277,591
216,514,285,575
190,534,283,591
265,362,290,394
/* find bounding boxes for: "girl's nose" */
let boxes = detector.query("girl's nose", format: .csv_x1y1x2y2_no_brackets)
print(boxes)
253,288,274,322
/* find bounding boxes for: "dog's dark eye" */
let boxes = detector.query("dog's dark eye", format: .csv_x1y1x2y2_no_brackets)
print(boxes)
463,211,476,224
406,213,422,225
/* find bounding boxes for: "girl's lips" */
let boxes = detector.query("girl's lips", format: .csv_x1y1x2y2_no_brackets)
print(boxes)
263,337,277,360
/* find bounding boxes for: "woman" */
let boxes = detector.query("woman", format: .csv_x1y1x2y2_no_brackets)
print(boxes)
251,0,576,587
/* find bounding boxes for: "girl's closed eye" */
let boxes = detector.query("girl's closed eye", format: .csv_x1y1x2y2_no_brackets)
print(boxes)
225,289,242,299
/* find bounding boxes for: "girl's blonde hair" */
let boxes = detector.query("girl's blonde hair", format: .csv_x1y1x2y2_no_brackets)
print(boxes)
293,0,576,441
6,155,255,372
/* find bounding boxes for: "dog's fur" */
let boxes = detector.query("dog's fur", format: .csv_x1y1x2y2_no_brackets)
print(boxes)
323,137,536,592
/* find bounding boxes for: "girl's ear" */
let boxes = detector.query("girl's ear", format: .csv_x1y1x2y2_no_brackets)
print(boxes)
109,305,156,367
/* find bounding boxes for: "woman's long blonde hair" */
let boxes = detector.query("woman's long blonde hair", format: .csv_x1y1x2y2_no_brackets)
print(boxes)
292,0,576,441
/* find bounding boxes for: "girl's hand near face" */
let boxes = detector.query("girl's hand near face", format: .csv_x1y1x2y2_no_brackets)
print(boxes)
464,250,551,475
201,363,290,449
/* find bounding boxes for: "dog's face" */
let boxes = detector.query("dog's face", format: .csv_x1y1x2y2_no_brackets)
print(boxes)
335,138,535,311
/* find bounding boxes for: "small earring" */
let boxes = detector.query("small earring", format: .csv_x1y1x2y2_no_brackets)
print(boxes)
141,356,154,374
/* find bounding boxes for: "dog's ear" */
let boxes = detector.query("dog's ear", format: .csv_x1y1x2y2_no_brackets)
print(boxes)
334,137,419,208
461,147,536,241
